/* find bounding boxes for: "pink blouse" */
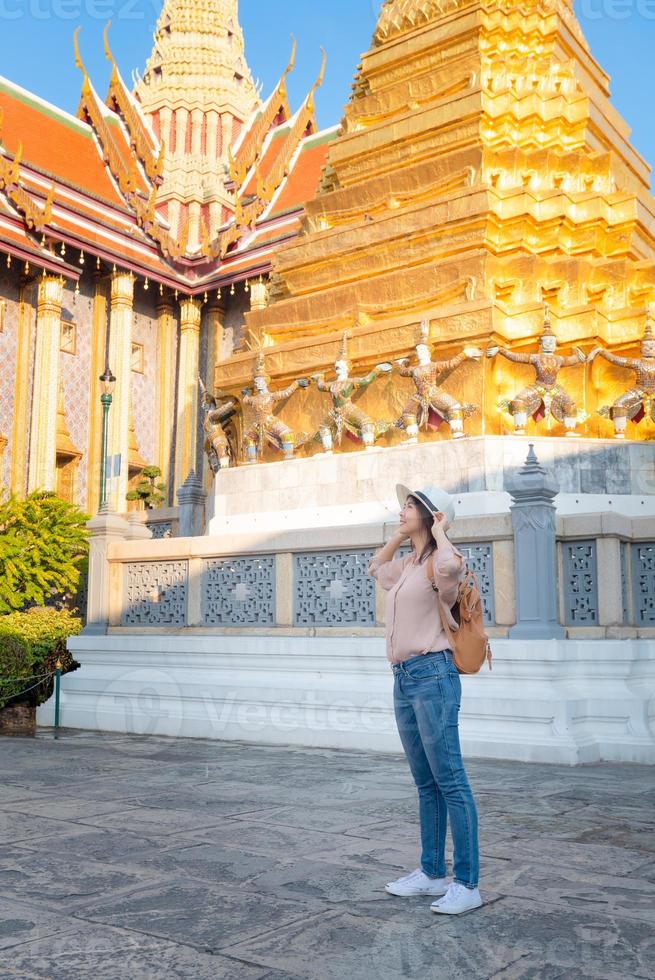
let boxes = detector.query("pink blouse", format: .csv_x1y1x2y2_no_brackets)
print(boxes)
367,541,465,664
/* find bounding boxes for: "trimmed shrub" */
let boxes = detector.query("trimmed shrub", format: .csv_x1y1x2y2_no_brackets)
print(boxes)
0,607,81,711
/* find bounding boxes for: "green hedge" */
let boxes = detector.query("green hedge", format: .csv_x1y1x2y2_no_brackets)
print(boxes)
0,607,81,711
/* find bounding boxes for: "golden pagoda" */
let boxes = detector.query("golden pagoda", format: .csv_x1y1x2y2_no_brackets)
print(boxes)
217,0,655,444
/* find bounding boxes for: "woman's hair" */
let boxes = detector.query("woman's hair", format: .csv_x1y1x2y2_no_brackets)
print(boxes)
408,494,438,564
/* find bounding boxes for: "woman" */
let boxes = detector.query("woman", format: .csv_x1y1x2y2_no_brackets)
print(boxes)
367,482,483,916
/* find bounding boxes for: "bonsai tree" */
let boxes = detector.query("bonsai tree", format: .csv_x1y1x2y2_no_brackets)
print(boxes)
0,491,89,614
126,465,167,509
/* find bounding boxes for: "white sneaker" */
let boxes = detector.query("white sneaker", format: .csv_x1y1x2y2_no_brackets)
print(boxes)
430,881,483,914
385,868,450,897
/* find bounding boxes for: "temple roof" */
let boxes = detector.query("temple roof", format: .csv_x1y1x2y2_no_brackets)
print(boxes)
0,24,336,291
136,0,260,118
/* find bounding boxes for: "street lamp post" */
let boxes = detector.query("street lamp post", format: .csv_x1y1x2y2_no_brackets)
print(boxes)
99,360,116,509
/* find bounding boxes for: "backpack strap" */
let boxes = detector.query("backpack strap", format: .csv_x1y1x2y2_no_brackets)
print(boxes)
425,555,459,649
426,556,493,672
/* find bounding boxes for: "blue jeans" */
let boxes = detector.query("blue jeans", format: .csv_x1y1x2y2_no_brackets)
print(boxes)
391,649,479,889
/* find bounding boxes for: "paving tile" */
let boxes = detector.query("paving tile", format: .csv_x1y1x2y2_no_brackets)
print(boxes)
481,836,649,876
0,894,73,952
71,802,285,837
0,844,168,912
488,862,655,925
175,817,350,859
221,894,654,980
1,731,653,979
69,877,325,949
0,903,270,979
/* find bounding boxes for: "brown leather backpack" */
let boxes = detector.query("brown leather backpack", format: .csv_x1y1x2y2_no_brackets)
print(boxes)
425,559,492,674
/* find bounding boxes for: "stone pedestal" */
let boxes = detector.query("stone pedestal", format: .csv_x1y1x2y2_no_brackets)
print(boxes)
177,471,207,537
507,445,566,640
83,505,130,635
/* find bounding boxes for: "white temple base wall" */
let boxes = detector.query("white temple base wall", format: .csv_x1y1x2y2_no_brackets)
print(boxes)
206,436,655,535
37,634,655,765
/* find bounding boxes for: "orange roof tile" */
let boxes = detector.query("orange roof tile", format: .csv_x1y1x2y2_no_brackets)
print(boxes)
271,129,337,215
0,77,125,207
241,127,289,197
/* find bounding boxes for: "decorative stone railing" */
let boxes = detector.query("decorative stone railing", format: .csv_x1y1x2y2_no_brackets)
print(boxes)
82,511,654,639
557,514,655,637
120,507,180,539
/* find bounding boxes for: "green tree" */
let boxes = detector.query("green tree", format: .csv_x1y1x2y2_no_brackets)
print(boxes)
126,465,166,509
0,491,89,614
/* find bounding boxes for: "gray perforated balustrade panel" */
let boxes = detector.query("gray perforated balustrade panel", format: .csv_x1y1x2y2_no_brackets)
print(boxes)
201,556,276,625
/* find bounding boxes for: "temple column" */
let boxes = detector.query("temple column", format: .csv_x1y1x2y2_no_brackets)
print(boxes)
209,200,222,237
201,300,226,486
28,274,64,492
207,110,219,160
85,272,109,512
106,270,135,513
175,107,189,160
244,277,269,350
168,199,182,239
156,300,177,505
191,108,203,157
174,296,202,494
220,112,233,152
249,277,269,312
188,201,201,249
205,299,225,374
159,106,172,152
11,277,35,495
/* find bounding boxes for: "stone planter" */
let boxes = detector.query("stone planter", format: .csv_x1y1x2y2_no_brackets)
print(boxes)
0,702,36,735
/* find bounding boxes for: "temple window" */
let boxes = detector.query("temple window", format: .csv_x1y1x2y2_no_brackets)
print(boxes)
60,320,77,356
131,342,145,374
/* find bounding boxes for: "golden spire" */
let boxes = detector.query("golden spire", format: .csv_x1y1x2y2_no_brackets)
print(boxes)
136,0,259,119
374,0,583,47
134,0,261,246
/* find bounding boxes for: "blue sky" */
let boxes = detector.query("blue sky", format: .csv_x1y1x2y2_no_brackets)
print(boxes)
0,1,652,185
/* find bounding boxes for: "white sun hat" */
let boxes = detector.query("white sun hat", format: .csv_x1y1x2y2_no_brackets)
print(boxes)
396,482,456,525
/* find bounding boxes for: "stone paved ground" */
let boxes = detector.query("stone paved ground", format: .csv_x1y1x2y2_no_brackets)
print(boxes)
0,729,653,980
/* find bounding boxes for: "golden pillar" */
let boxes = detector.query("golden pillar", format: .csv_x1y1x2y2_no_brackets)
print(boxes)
174,107,188,162
174,296,202,494
10,278,35,496
202,300,225,486
249,278,268,312
205,299,225,372
28,274,64,492
244,278,269,350
106,270,135,512
85,273,109,512
156,299,177,502
159,106,172,151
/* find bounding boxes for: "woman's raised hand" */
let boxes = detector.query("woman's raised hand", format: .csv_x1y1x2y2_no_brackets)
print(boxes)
431,511,450,537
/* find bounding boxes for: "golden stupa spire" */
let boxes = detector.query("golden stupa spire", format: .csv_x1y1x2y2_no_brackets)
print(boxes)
134,0,261,246
374,0,584,47
136,0,259,117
